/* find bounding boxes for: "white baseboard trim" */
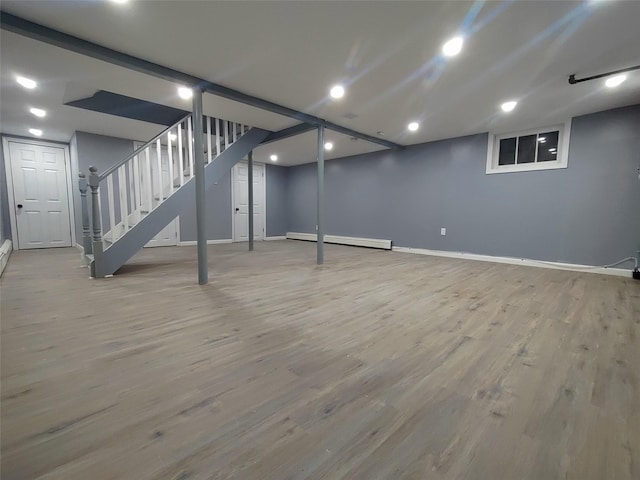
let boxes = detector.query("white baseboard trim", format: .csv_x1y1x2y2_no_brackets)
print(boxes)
287,232,392,250
75,243,84,253
265,236,287,241
0,239,13,276
178,239,233,246
392,246,631,278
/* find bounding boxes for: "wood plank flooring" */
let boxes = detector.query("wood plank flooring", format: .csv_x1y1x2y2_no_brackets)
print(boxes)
1,240,639,480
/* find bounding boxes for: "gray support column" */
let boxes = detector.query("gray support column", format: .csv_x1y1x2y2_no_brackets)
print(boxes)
88,166,103,277
248,151,254,251
78,172,92,256
317,125,325,265
193,88,208,284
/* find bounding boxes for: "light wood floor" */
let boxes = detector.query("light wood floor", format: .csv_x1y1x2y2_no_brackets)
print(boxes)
1,241,639,480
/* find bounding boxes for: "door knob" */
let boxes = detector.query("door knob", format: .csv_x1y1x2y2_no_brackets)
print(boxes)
17,204,23,209
235,208,240,212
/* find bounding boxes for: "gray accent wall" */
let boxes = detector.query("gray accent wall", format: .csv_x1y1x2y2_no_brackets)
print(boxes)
287,104,640,267
266,164,288,237
179,171,232,241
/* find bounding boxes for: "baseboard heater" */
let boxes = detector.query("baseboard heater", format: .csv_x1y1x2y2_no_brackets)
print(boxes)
286,232,391,250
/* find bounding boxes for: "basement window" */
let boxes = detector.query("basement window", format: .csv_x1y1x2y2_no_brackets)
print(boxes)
486,121,570,174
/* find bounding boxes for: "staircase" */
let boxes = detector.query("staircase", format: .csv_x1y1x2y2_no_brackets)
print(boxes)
79,114,269,277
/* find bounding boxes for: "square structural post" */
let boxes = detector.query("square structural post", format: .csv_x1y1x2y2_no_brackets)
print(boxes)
193,88,208,285
317,125,325,265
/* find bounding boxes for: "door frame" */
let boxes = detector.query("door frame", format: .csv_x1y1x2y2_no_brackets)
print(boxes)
2,136,77,250
231,161,266,243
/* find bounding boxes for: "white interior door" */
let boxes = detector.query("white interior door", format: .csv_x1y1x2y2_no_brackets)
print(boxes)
135,141,178,247
233,162,265,242
8,141,72,249
145,220,178,247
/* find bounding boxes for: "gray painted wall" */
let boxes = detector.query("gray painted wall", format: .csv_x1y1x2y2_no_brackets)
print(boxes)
265,164,288,237
288,104,640,267
179,171,232,241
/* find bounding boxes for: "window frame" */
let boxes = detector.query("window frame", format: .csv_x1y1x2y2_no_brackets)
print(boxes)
485,120,571,174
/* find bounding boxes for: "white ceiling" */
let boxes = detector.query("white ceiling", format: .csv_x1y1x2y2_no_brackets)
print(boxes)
1,0,639,166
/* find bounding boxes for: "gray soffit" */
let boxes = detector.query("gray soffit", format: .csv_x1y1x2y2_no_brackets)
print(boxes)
66,90,188,126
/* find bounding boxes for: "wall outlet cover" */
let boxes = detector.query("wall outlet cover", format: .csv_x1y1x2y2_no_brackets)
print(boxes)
440,228,446,236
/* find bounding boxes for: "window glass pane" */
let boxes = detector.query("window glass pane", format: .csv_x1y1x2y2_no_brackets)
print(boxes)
517,134,536,164
498,137,516,165
537,130,559,162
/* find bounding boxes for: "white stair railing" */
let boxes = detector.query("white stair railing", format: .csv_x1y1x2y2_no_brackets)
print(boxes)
87,115,251,248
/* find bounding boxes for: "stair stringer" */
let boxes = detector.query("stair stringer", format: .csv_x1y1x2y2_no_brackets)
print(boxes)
94,127,270,277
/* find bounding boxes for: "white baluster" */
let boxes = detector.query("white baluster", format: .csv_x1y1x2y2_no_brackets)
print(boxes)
207,116,212,164
133,155,141,222
145,147,153,211
127,159,134,215
178,123,184,187
215,118,220,156
168,130,174,194
156,138,163,203
118,165,128,237
107,175,116,241
187,116,194,179
224,120,229,152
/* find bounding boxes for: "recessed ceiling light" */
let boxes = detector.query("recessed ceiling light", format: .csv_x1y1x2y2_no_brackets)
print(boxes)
16,76,37,89
29,107,46,118
111,0,128,4
168,133,177,141
28,128,43,137
442,36,464,57
178,87,193,99
270,154,278,161
605,74,626,88
500,101,517,112
330,85,345,99
324,142,334,151
407,122,420,132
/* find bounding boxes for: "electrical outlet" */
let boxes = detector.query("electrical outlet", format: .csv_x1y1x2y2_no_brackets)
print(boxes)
440,227,446,236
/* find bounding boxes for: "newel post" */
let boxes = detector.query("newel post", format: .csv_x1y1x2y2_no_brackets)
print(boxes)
88,166,104,277
78,172,92,256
